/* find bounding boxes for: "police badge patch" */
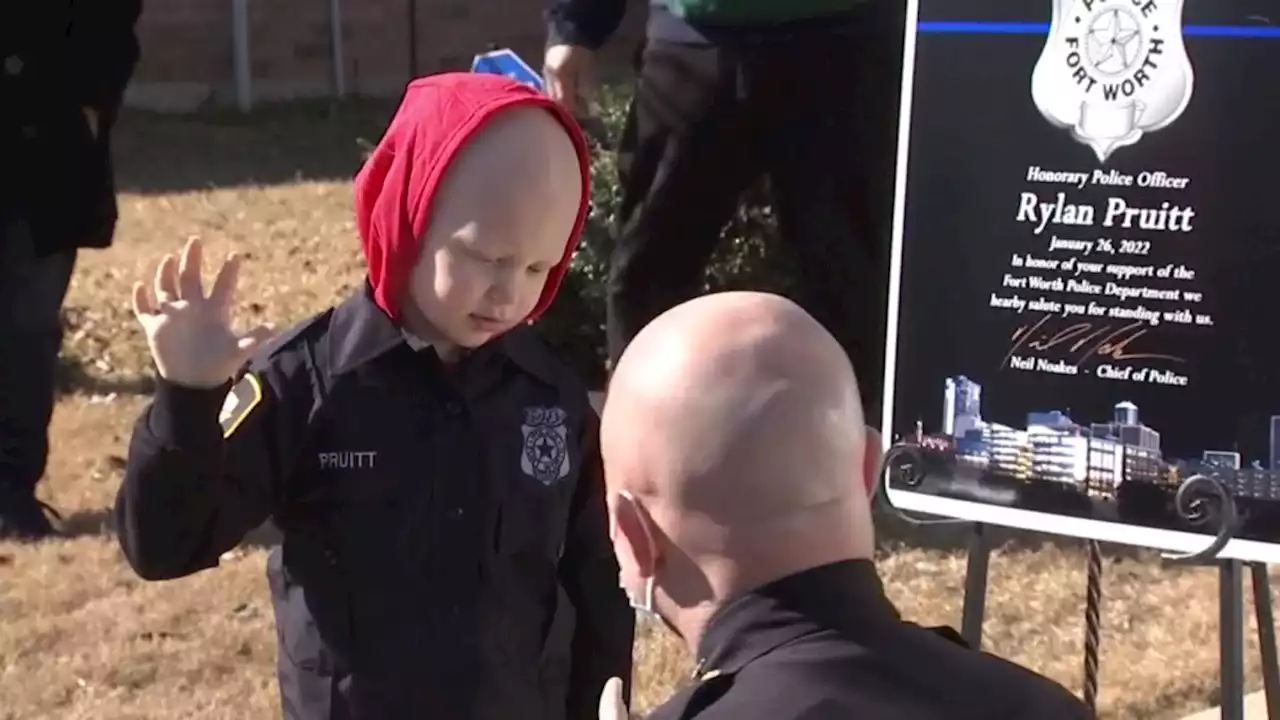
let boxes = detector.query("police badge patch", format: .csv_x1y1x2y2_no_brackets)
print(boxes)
1031,0,1195,163
520,406,572,485
219,373,264,438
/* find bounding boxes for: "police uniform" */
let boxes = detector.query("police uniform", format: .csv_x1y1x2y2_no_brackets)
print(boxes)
115,284,635,719
648,560,1091,720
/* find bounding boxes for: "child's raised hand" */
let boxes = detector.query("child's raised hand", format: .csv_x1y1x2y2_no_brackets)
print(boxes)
131,237,274,389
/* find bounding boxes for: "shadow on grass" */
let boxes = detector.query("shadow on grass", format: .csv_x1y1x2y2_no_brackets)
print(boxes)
58,507,117,539
55,354,156,399
110,84,628,196
57,505,283,552
112,98,398,195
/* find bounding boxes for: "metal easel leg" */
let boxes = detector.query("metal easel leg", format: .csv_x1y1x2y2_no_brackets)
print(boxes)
1082,539,1104,713
875,444,986,650
1221,559,1246,720
1250,562,1280,719
961,523,990,650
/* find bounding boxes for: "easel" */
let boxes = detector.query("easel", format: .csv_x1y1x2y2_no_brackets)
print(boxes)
879,445,1280,719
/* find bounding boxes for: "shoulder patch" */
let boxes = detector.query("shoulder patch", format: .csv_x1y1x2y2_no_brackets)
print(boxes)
219,372,264,437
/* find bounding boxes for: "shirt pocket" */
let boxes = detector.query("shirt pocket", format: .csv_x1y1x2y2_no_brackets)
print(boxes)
494,479,562,562
490,405,581,561
301,390,435,574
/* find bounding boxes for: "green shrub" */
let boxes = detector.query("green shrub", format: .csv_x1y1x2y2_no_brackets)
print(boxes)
536,85,799,387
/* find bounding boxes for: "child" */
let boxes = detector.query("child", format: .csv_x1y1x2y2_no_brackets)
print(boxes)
116,73,633,720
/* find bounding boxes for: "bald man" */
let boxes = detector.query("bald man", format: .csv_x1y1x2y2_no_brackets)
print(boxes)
597,292,1090,719
116,74,633,720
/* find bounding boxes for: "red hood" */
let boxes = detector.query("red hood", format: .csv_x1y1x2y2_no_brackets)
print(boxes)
353,72,591,324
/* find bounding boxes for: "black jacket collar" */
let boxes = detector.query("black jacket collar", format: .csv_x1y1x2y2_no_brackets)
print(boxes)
327,282,407,375
326,280,562,389
693,559,903,677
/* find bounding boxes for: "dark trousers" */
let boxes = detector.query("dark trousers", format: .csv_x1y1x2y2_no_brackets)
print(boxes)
606,3,906,416
0,214,76,496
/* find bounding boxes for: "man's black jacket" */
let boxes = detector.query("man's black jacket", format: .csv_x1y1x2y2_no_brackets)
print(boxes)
115,286,635,719
649,560,1092,719
1,2,141,255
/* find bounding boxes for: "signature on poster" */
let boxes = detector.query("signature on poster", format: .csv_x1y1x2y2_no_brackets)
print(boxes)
1000,312,1186,376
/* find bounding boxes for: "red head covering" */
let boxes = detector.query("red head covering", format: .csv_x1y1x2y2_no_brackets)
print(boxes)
353,72,591,323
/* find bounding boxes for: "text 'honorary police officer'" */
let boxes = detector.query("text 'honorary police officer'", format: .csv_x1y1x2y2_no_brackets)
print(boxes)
114,73,634,720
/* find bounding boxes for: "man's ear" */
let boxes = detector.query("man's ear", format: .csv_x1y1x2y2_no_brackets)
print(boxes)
613,490,659,578
861,427,884,499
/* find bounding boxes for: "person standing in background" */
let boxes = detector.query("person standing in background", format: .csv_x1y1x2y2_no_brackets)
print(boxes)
0,2,144,540
542,0,906,418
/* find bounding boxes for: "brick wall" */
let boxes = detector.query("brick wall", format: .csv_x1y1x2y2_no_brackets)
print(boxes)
126,0,647,112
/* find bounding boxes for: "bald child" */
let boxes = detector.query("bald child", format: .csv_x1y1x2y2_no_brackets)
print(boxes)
116,74,633,720
596,291,1090,719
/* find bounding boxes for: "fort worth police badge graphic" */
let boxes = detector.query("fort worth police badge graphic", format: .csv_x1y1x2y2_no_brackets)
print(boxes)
521,406,572,485
1030,0,1194,163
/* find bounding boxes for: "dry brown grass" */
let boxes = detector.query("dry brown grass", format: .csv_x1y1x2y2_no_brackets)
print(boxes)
0,100,1269,719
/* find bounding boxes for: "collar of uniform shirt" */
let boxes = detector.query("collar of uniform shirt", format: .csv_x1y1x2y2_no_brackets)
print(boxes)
402,329,432,351
400,328,465,372
330,284,462,374
692,559,904,677
327,283,559,387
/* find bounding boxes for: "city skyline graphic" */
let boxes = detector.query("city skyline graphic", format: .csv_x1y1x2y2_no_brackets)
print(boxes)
896,375,1280,513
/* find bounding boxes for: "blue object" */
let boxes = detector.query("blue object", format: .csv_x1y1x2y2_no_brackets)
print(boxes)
470,48,544,92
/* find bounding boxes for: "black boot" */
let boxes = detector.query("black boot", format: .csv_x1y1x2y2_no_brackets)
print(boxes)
0,489,62,542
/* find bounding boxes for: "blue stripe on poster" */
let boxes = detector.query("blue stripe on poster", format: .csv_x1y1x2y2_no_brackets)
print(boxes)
917,21,1280,37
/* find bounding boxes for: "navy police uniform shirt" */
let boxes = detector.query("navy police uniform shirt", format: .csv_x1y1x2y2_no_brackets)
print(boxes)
649,560,1091,720
115,284,635,720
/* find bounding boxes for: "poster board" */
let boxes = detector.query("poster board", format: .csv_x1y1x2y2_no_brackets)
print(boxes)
881,0,1280,563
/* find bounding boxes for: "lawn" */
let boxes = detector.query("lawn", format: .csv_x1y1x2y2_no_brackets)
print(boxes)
0,98,1268,719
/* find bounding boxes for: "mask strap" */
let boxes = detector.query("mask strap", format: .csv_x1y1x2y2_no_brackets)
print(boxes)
637,576,655,613
618,489,658,614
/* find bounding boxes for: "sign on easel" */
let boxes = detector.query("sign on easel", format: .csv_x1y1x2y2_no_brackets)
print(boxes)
881,0,1280,562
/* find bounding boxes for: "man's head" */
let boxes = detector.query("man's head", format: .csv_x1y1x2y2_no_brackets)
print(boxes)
600,292,881,647
354,74,590,356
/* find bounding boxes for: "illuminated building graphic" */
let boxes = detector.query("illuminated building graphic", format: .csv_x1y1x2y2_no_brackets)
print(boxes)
942,375,983,439
906,379,1280,505
1203,450,1242,470
1270,416,1280,472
